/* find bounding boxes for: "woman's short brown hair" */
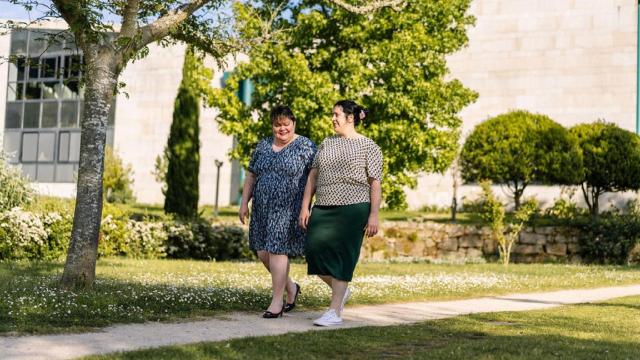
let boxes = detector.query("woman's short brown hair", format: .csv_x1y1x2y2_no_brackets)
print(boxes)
270,105,296,124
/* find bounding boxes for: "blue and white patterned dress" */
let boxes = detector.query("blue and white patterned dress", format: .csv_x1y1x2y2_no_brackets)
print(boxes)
248,136,317,256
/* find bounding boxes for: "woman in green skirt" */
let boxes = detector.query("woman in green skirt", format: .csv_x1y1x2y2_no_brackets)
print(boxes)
299,100,383,327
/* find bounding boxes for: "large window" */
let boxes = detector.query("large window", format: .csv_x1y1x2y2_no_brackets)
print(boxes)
3,29,115,182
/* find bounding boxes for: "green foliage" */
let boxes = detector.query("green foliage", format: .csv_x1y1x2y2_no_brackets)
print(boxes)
42,212,73,260
0,208,47,260
98,203,166,259
0,152,33,212
0,208,70,260
574,214,640,265
460,110,582,209
26,195,75,214
166,218,252,261
164,47,203,218
478,180,536,266
210,1,478,209
569,121,640,216
0,198,248,261
99,214,131,258
544,187,586,221
103,146,136,204
152,151,168,195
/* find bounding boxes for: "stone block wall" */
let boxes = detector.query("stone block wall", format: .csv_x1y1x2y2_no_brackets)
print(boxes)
362,220,582,263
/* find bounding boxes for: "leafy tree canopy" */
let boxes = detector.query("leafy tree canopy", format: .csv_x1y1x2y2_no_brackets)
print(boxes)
210,0,478,209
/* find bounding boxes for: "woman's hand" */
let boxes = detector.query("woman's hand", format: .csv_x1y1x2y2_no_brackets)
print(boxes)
364,214,379,237
299,207,311,230
239,203,250,225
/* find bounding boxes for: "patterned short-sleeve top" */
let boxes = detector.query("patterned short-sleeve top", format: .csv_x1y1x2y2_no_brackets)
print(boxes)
312,135,383,206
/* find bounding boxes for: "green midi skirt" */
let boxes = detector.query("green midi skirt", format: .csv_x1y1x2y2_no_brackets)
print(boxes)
305,202,370,282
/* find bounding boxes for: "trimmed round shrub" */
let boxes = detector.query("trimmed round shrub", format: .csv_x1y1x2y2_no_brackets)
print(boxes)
570,121,640,216
460,110,582,209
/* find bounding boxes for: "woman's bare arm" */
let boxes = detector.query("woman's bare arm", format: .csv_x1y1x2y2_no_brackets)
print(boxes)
365,178,382,237
299,168,318,229
238,172,256,224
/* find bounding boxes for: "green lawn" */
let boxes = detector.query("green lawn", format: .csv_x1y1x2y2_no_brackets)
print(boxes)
1,258,639,335
86,295,640,360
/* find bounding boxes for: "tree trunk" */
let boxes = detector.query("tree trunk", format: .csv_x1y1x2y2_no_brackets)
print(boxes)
451,160,459,222
580,183,593,215
591,189,600,217
514,185,524,211
60,47,118,290
508,181,526,211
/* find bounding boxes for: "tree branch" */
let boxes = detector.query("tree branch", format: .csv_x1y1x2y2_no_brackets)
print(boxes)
119,0,141,39
51,0,88,46
51,0,84,28
139,0,209,47
326,0,406,14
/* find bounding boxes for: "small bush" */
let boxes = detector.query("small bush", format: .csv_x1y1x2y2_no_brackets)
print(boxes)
460,195,485,214
0,152,33,212
166,218,252,260
478,180,536,266
42,212,73,260
0,208,48,260
575,214,640,264
545,187,586,221
99,215,131,257
27,195,75,215
126,220,167,259
103,146,136,204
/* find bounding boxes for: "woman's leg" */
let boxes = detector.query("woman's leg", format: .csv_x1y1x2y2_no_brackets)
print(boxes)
257,250,270,271
329,279,349,316
285,261,298,303
316,275,348,316
260,251,297,304
266,253,289,313
317,275,332,288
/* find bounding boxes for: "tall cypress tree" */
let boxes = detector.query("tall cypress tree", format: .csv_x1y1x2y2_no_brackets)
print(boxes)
164,47,201,218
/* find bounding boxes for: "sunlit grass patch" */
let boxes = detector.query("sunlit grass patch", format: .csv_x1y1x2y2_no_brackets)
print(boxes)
1,258,639,335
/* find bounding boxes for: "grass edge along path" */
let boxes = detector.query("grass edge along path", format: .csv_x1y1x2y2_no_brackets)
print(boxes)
1,285,639,360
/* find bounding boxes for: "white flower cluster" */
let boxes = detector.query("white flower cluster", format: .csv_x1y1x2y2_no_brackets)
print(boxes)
0,207,48,248
42,211,64,227
0,152,34,212
165,222,193,255
127,221,168,258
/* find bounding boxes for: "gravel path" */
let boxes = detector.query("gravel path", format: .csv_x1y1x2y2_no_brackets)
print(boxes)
2,284,640,360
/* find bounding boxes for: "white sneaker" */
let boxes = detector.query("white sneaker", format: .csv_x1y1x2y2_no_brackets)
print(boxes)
313,309,343,326
340,287,351,312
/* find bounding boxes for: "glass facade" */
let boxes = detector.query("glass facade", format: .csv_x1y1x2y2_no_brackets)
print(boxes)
3,29,115,182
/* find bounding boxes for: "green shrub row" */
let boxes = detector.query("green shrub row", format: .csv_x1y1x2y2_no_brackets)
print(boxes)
0,206,252,261
573,214,640,265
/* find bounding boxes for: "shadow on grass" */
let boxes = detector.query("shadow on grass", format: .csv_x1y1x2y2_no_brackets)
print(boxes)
0,261,65,278
588,301,640,311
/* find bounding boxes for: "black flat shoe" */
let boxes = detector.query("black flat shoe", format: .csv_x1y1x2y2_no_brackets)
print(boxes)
284,283,301,313
262,303,285,319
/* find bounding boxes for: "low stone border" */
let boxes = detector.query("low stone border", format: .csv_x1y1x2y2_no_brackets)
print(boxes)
362,220,582,263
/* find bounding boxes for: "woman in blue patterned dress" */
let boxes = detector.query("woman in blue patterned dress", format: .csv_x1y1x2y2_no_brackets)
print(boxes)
239,106,317,318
